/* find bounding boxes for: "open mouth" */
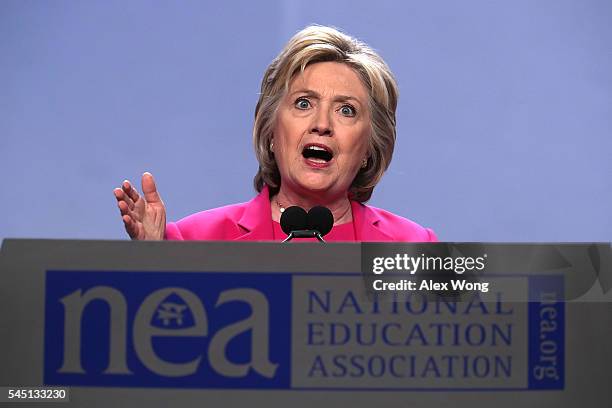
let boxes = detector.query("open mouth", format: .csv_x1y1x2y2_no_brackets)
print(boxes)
302,144,333,163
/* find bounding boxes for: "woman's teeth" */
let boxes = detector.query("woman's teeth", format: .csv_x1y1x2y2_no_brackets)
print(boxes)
308,157,327,163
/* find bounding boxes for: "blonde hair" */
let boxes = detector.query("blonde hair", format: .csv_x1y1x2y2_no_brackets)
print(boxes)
253,25,399,202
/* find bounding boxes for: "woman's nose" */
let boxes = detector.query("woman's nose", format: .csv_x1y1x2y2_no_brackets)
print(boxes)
310,108,333,136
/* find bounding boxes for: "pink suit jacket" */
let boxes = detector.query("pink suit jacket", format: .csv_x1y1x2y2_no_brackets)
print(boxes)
165,185,437,242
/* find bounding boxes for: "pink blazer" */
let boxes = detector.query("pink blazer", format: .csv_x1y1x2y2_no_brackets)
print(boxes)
165,185,437,242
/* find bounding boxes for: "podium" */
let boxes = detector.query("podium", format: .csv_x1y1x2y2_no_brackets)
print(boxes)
1,239,611,407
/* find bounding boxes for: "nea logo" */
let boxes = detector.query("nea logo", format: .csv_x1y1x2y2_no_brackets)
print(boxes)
44,271,291,388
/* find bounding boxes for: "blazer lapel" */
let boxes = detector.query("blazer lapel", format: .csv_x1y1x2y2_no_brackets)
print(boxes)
233,188,393,242
351,200,394,242
234,185,274,241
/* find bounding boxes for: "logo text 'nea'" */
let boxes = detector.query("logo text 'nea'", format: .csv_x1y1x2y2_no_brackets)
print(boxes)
58,286,277,378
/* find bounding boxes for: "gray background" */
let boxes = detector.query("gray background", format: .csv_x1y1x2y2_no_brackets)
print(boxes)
1,0,610,242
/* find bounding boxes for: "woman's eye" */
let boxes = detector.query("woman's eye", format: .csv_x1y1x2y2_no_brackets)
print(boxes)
339,104,356,117
295,98,311,110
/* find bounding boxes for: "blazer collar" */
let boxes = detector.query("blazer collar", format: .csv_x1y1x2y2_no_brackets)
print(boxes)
235,186,394,242
234,185,274,241
351,200,394,242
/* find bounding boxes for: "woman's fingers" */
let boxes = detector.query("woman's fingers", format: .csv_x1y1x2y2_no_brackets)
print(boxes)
114,179,141,211
122,180,140,206
115,173,164,240
141,172,162,204
114,186,135,211
116,199,131,216
122,214,140,239
113,187,123,201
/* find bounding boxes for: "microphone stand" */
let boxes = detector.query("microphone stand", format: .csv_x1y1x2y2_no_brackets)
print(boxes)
282,230,326,243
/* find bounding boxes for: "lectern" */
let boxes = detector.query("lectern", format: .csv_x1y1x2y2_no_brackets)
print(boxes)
1,239,610,407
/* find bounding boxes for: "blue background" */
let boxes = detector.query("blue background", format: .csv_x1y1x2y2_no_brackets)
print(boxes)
1,0,610,241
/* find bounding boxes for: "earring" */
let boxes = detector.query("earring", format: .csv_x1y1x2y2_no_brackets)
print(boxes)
361,158,368,168
270,142,274,151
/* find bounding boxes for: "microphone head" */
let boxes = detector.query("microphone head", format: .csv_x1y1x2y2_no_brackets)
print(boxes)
307,206,334,237
280,206,308,235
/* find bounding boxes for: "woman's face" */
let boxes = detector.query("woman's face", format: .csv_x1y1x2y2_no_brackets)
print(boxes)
272,61,371,201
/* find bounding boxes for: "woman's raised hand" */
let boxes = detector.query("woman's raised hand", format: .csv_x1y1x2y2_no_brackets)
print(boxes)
113,172,166,240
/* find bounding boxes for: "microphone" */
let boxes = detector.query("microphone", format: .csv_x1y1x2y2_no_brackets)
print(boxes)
280,206,308,236
280,205,334,242
307,206,333,236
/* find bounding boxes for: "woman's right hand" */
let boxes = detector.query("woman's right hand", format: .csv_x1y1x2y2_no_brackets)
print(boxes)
113,172,166,240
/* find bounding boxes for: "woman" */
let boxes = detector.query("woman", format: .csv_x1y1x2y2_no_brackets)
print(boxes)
114,25,437,242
